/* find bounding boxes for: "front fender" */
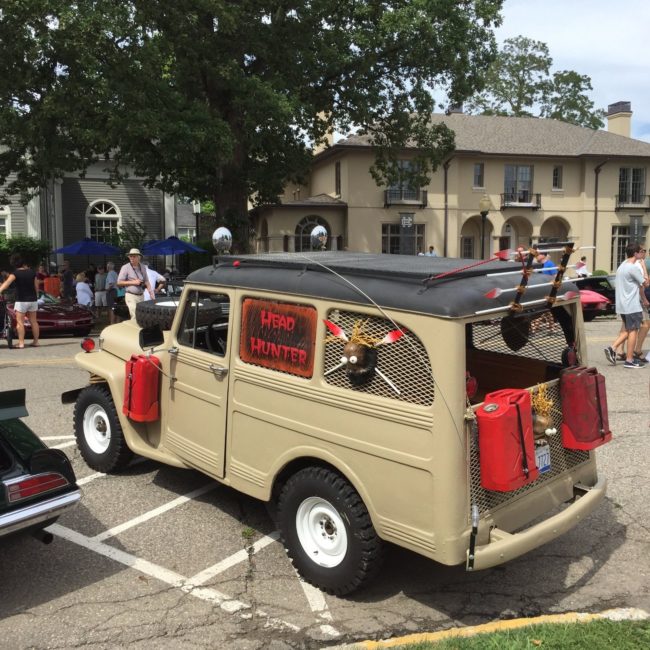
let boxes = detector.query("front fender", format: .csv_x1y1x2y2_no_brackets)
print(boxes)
72,350,186,468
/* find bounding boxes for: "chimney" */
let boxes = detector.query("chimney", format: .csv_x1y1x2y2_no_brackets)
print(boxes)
607,101,632,138
445,103,464,115
313,111,334,155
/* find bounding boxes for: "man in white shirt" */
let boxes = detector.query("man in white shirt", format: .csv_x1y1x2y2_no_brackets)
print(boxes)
144,267,167,301
117,249,155,319
604,243,648,368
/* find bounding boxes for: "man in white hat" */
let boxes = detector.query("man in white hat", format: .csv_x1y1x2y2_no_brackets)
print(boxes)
117,249,155,319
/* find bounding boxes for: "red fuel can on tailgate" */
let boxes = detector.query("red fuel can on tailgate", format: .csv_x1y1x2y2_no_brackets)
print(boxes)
123,354,161,422
560,366,612,450
477,388,539,492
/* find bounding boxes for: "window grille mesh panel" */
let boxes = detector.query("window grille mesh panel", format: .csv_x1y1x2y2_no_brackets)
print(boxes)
471,315,569,364
323,309,434,405
468,380,590,515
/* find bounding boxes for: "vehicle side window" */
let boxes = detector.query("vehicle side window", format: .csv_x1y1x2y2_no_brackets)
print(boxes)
177,290,229,356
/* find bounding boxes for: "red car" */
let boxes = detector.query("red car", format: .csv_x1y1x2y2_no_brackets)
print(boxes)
5,296,94,342
579,288,612,322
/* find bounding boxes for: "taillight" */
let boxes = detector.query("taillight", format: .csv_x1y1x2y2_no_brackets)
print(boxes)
81,338,95,352
5,472,69,503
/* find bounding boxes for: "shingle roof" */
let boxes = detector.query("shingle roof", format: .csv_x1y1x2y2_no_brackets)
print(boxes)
335,113,650,159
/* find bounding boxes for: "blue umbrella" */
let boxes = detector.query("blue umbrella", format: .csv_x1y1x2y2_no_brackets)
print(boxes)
142,236,206,255
53,238,121,255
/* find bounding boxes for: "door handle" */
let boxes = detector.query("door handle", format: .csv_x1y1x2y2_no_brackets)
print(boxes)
209,363,228,378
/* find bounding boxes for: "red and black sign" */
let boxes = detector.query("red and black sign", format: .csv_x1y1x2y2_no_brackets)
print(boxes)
240,298,317,378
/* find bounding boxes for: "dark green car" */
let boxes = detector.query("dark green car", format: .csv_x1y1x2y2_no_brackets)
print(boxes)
0,389,80,542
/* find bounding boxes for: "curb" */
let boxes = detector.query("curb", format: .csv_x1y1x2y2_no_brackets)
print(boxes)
328,608,649,649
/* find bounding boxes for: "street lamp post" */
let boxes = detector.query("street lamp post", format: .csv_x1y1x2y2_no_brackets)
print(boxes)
479,194,491,259
192,200,201,243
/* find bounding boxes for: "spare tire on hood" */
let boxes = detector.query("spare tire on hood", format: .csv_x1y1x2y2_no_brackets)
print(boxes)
135,297,182,331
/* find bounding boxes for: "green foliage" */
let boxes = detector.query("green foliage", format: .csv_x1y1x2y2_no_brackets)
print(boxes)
111,217,148,253
592,269,609,276
467,36,604,129
0,1,504,249
0,234,50,268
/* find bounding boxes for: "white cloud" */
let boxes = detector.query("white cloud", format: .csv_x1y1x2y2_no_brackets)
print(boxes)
496,0,650,140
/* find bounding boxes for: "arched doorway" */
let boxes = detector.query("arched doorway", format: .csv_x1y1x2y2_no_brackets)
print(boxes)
295,216,331,251
539,216,570,244
501,216,533,253
460,215,493,259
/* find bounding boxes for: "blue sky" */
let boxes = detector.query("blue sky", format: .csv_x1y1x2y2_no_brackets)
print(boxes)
496,0,650,140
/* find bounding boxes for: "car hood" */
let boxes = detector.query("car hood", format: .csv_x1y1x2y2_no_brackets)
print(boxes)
579,289,611,304
37,304,91,317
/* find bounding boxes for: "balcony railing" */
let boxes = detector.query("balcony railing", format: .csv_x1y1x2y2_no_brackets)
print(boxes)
384,188,428,208
500,192,541,210
615,194,650,211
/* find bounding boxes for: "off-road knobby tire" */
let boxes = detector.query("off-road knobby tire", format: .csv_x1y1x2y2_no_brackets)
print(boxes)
135,297,180,331
73,385,133,473
276,466,384,596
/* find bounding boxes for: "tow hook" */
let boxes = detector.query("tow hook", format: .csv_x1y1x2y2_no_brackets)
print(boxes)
467,504,480,571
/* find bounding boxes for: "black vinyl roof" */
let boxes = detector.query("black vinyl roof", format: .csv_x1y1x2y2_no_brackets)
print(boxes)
186,252,578,319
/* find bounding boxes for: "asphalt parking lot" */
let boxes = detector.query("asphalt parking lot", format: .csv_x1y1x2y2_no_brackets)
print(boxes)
0,318,649,649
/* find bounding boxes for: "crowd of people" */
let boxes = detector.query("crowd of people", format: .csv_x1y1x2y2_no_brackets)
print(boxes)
0,251,174,339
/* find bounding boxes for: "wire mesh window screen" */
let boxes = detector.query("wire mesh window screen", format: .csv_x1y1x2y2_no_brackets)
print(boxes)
470,312,569,365
323,309,434,405
468,380,590,515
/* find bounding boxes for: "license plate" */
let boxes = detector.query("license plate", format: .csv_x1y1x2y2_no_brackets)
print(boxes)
535,444,551,473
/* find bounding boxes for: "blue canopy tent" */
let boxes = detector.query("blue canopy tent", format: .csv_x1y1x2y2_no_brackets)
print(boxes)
53,238,121,256
52,238,123,276
142,236,206,255
142,236,207,276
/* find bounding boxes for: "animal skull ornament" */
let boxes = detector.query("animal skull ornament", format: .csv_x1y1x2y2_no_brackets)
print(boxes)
323,319,403,392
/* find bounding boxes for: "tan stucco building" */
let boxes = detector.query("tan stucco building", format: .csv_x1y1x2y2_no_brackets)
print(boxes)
253,102,650,273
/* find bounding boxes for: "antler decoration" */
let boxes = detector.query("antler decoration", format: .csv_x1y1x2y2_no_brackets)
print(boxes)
545,243,574,306
509,248,537,313
323,319,404,394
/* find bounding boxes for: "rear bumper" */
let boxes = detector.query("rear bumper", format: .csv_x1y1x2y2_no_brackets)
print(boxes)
467,477,606,570
0,489,81,538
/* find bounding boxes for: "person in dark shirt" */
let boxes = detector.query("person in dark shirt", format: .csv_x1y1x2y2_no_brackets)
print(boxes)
0,253,40,348
59,260,75,300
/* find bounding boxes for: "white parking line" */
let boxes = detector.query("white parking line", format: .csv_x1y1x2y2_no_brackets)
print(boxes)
77,472,106,486
62,463,336,634
92,483,218,542
299,579,339,637
187,532,280,586
48,523,300,631
52,440,77,450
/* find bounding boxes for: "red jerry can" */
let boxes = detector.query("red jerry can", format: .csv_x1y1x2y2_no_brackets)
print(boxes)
560,366,612,450
123,354,161,422
476,388,540,492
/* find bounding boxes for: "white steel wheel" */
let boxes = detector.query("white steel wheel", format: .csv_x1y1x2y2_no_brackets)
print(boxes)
295,496,348,568
277,466,385,595
73,385,133,473
83,404,111,454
